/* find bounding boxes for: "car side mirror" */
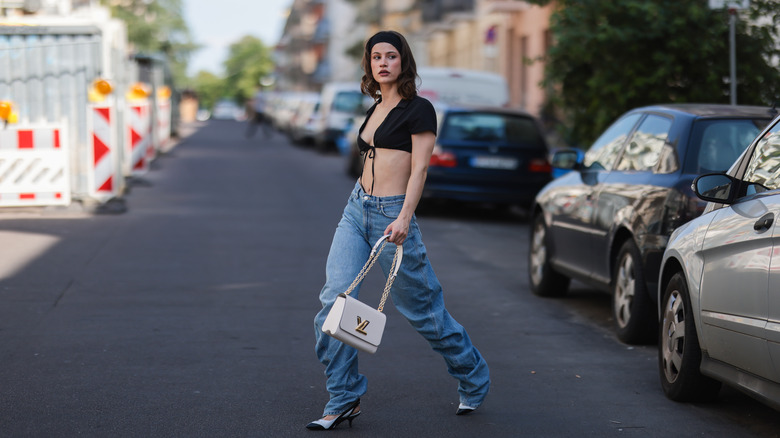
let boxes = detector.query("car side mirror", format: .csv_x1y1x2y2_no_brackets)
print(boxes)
551,148,583,170
693,173,737,204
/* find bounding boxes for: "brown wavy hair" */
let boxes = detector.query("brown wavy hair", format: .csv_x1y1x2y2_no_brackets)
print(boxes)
360,30,418,101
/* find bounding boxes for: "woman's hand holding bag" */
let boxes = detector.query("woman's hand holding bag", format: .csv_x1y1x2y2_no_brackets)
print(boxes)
321,235,403,354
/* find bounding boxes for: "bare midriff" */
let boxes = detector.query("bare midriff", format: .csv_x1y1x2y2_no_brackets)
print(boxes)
359,147,411,197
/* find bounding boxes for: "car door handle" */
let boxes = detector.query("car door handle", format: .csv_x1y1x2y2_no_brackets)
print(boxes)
754,213,774,232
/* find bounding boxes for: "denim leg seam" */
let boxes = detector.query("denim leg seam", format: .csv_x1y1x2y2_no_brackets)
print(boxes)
415,236,442,342
408,233,488,405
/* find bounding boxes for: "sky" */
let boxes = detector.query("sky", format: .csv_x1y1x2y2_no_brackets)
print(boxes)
184,0,292,76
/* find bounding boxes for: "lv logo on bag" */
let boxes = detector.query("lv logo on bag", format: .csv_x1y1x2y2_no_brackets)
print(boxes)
355,316,370,335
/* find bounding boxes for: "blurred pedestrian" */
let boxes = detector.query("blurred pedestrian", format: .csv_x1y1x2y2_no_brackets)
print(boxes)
307,30,490,431
245,86,272,139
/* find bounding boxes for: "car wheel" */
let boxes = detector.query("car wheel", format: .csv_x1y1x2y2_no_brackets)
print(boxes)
659,272,722,402
612,239,656,344
528,213,570,297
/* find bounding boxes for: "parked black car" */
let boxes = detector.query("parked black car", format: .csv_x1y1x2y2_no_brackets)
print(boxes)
423,105,552,209
528,104,775,344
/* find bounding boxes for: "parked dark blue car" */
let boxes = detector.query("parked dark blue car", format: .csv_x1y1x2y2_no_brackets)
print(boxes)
423,106,552,209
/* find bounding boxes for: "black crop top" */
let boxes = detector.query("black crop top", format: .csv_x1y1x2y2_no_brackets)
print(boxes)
357,96,437,194
358,95,437,153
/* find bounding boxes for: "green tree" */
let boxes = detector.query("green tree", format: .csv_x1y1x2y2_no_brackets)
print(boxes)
222,36,274,105
543,0,780,145
101,0,198,86
191,70,224,111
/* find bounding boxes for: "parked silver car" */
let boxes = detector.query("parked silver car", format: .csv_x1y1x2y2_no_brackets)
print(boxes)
212,99,244,121
658,112,780,410
288,93,321,145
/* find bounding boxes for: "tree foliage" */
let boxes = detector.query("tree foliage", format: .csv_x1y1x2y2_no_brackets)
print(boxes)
222,36,274,105
543,0,780,145
100,0,198,86
190,71,224,112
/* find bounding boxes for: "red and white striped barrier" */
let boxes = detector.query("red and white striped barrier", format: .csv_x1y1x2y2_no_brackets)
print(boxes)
88,103,120,201
125,100,152,176
0,126,71,207
157,98,171,151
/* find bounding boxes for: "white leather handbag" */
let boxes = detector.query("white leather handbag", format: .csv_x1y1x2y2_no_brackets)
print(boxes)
322,235,403,354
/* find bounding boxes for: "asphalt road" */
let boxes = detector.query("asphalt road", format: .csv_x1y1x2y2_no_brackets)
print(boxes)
1,120,779,438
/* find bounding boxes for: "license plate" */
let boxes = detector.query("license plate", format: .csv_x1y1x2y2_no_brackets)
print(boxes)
470,156,518,170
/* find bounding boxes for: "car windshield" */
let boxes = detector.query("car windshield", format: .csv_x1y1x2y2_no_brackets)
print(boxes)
440,112,543,148
333,91,365,114
689,119,767,174
743,119,780,192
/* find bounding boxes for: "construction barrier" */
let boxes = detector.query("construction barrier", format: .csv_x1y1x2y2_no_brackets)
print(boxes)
156,97,171,151
0,125,71,207
87,103,121,202
0,12,181,211
124,100,152,176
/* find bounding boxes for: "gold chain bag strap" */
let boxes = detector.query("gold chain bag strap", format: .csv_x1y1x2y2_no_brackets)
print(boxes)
322,235,404,354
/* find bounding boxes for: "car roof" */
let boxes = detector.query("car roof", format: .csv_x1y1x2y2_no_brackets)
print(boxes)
436,103,535,118
633,103,777,119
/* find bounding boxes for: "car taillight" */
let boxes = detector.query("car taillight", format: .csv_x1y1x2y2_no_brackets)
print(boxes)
430,151,457,168
528,158,552,173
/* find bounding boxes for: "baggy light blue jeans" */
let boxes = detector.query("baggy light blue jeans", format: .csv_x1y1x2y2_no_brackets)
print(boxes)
314,181,490,416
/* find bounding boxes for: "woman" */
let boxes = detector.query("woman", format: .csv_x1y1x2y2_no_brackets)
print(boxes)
308,30,490,431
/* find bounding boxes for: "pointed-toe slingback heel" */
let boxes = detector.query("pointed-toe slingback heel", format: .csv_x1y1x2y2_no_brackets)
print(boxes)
345,409,361,426
306,399,361,430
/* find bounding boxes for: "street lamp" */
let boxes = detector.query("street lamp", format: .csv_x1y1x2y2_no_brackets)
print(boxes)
709,0,750,105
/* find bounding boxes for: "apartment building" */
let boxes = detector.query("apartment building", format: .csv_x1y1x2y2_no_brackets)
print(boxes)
418,0,554,116
275,0,555,117
274,0,366,91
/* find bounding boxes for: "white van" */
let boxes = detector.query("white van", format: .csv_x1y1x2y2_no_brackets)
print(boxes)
417,67,509,107
314,82,368,150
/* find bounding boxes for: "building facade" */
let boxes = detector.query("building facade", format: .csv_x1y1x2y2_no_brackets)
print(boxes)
274,0,366,91
275,0,556,117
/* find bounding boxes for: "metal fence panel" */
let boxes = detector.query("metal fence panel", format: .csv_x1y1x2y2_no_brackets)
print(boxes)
0,24,128,202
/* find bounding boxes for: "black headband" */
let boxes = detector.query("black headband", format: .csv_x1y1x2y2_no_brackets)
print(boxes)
367,31,403,55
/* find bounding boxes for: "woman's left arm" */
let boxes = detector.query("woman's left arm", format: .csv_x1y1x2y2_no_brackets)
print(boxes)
384,131,436,244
